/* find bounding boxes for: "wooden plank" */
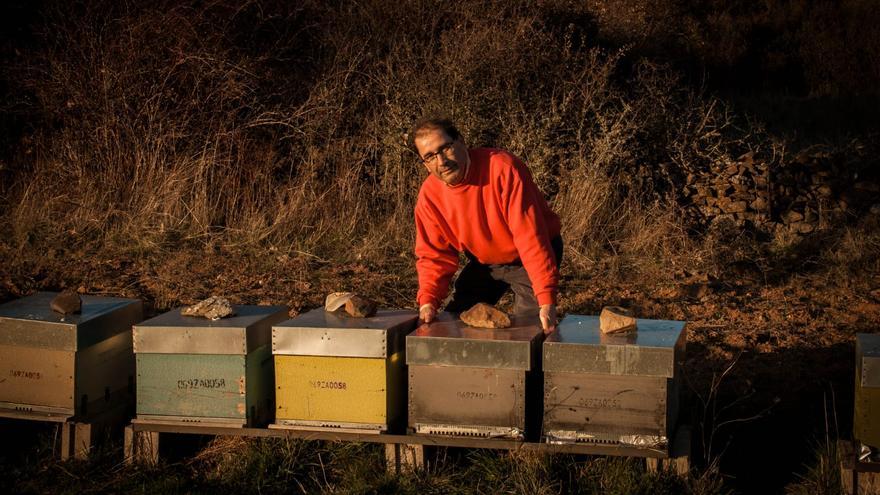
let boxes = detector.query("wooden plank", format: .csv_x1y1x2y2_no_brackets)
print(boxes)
384,444,398,472
60,422,73,461
408,366,526,431
856,382,880,449
669,425,691,475
856,336,880,449
857,460,880,474
0,344,75,412
0,408,69,422
73,422,92,460
124,425,159,466
269,423,383,434
136,353,246,420
123,425,134,464
129,421,670,457
275,355,388,425
385,443,424,473
841,440,880,495
544,372,669,438
64,400,130,461
647,426,690,474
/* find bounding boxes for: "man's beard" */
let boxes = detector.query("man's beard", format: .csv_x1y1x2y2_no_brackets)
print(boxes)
439,159,467,185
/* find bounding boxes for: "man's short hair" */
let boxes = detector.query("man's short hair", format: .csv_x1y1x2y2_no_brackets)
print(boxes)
409,117,462,152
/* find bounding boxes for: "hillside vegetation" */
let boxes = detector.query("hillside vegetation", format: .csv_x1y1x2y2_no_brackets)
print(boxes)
1,1,879,494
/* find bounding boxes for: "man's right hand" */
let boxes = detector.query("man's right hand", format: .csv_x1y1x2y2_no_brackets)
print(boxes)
419,303,437,323
539,303,558,334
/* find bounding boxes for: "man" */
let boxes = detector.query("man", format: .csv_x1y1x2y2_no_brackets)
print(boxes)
411,117,563,333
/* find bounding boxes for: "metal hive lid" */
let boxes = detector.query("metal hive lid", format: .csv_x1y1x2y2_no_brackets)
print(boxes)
543,314,687,377
406,312,543,370
0,291,143,351
857,333,880,388
133,305,288,355
272,308,418,358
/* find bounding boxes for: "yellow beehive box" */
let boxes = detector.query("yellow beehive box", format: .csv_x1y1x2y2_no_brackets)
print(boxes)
855,333,880,449
271,308,417,432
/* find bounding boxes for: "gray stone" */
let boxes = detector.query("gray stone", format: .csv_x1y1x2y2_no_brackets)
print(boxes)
325,292,355,312
718,198,748,213
460,303,511,329
599,306,638,334
181,296,235,320
344,295,377,318
324,292,378,317
50,291,81,315
790,222,815,234
784,210,804,223
750,197,768,211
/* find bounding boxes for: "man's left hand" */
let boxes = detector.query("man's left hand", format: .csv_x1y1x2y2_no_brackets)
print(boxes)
539,304,557,334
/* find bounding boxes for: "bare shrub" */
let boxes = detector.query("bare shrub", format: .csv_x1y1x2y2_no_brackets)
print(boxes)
0,0,832,282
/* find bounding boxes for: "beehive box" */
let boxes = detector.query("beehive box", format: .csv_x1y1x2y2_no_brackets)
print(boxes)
271,308,418,432
406,313,544,440
0,292,143,420
542,315,687,448
133,305,287,427
856,333,880,449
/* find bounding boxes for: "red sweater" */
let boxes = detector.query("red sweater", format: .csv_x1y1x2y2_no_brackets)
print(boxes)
415,148,561,308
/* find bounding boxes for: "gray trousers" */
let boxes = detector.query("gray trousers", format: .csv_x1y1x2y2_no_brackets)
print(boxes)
445,236,563,316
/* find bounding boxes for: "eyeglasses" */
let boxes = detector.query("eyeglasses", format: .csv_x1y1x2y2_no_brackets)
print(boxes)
420,141,455,164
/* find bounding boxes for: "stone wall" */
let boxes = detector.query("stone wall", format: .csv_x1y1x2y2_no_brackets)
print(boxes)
679,145,880,235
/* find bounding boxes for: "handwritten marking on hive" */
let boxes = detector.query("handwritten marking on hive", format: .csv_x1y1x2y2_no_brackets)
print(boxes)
10,370,41,380
456,391,497,400
310,380,347,390
577,397,621,409
177,378,226,389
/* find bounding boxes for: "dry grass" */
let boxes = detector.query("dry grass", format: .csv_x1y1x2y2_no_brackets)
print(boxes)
0,0,791,280
2,0,876,288
0,1,878,493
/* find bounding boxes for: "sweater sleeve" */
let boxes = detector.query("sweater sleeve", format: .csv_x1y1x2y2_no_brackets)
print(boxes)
501,157,560,306
414,198,459,308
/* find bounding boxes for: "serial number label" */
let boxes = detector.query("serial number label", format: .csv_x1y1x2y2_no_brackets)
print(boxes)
10,370,41,380
310,380,347,390
578,397,621,409
177,378,226,389
456,391,497,400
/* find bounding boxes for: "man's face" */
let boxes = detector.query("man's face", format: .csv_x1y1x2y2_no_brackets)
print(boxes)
414,128,470,186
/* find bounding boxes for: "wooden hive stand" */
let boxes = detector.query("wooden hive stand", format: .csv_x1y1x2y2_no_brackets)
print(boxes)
1,396,131,461
841,440,880,495
123,421,690,474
